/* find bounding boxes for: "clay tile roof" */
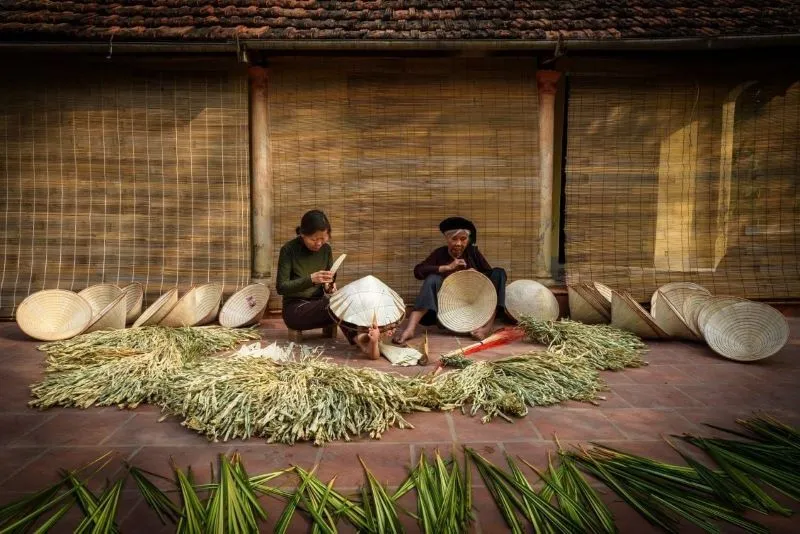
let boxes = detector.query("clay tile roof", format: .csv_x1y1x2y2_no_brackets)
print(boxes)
0,1,798,43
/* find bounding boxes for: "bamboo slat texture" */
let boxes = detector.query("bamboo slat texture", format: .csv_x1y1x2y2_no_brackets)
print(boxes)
564,76,800,301
268,57,540,305
0,64,250,319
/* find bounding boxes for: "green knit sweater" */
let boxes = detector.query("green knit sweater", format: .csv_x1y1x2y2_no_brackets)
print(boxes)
276,237,333,299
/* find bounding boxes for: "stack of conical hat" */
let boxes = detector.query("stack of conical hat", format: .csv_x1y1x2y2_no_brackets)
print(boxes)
83,293,127,334
568,282,611,324
329,275,405,328
78,284,123,315
160,283,223,327
121,282,144,325
133,288,179,327
681,293,715,338
610,290,668,339
651,283,709,341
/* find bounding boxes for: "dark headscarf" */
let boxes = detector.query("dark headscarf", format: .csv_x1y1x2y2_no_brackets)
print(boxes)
439,216,478,247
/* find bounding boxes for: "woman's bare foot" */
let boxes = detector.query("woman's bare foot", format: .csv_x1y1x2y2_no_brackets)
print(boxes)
392,325,416,345
356,327,381,360
470,322,495,341
392,310,426,344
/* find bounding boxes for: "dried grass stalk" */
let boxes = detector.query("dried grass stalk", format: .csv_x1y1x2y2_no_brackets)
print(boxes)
519,318,647,371
160,350,429,445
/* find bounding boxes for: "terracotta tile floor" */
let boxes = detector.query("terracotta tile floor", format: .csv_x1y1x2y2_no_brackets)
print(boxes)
1,316,799,533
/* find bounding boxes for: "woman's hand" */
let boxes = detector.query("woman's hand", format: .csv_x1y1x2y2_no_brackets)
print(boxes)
310,270,334,285
324,282,337,294
440,259,467,273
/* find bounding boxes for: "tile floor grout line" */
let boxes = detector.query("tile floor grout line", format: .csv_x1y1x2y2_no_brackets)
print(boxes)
670,384,710,407
445,412,458,442
124,446,144,466
0,446,51,487
97,412,139,446
3,412,59,447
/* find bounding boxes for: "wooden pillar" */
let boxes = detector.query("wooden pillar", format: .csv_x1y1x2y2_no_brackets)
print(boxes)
536,70,561,279
249,66,272,282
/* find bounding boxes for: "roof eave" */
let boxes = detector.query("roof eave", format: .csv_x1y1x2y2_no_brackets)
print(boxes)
1,34,799,54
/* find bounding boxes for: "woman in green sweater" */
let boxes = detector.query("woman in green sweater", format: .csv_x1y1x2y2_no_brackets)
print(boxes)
278,210,369,349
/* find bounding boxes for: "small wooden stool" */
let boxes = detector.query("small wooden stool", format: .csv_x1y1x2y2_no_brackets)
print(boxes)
287,325,338,343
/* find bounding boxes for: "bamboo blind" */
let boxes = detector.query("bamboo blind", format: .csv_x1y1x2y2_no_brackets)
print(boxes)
268,57,540,305
0,64,251,319
564,75,800,301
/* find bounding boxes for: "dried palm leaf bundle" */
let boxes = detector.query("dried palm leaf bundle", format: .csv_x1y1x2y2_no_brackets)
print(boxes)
30,326,259,410
518,318,647,371
428,352,604,422
160,348,429,445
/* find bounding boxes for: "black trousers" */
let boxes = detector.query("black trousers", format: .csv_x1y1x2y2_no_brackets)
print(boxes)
282,298,357,343
414,268,507,326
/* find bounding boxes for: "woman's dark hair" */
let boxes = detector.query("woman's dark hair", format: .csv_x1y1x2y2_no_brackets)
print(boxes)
296,210,331,236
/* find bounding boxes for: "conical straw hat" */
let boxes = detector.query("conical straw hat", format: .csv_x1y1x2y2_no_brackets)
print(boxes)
681,293,715,338
505,280,559,322
650,282,710,314
132,288,179,327
593,282,612,309
219,284,270,328
16,289,93,341
195,283,224,325
703,301,789,361
78,284,123,315
697,296,749,337
611,290,668,339
652,290,700,341
121,282,144,324
575,283,611,319
83,293,127,334
437,270,497,333
329,275,405,328
160,287,199,327
568,286,609,324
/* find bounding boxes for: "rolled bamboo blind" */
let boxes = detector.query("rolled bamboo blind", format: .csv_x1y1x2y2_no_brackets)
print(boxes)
268,57,540,305
564,75,800,301
0,64,251,319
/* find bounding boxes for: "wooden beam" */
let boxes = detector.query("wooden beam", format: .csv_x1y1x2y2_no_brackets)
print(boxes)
249,66,273,282
536,70,561,279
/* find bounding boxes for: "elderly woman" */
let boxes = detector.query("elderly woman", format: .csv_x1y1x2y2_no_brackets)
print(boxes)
392,216,506,344
277,209,387,360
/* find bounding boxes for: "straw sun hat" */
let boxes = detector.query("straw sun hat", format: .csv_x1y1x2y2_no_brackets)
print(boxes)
703,301,789,362
78,284,123,315
610,290,667,339
696,296,749,337
437,270,497,333
132,288,179,328
16,289,93,341
652,290,700,341
329,275,405,329
83,293,127,334
568,282,611,324
219,284,270,328
505,280,559,322
120,282,144,324
650,282,710,317
160,283,223,327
